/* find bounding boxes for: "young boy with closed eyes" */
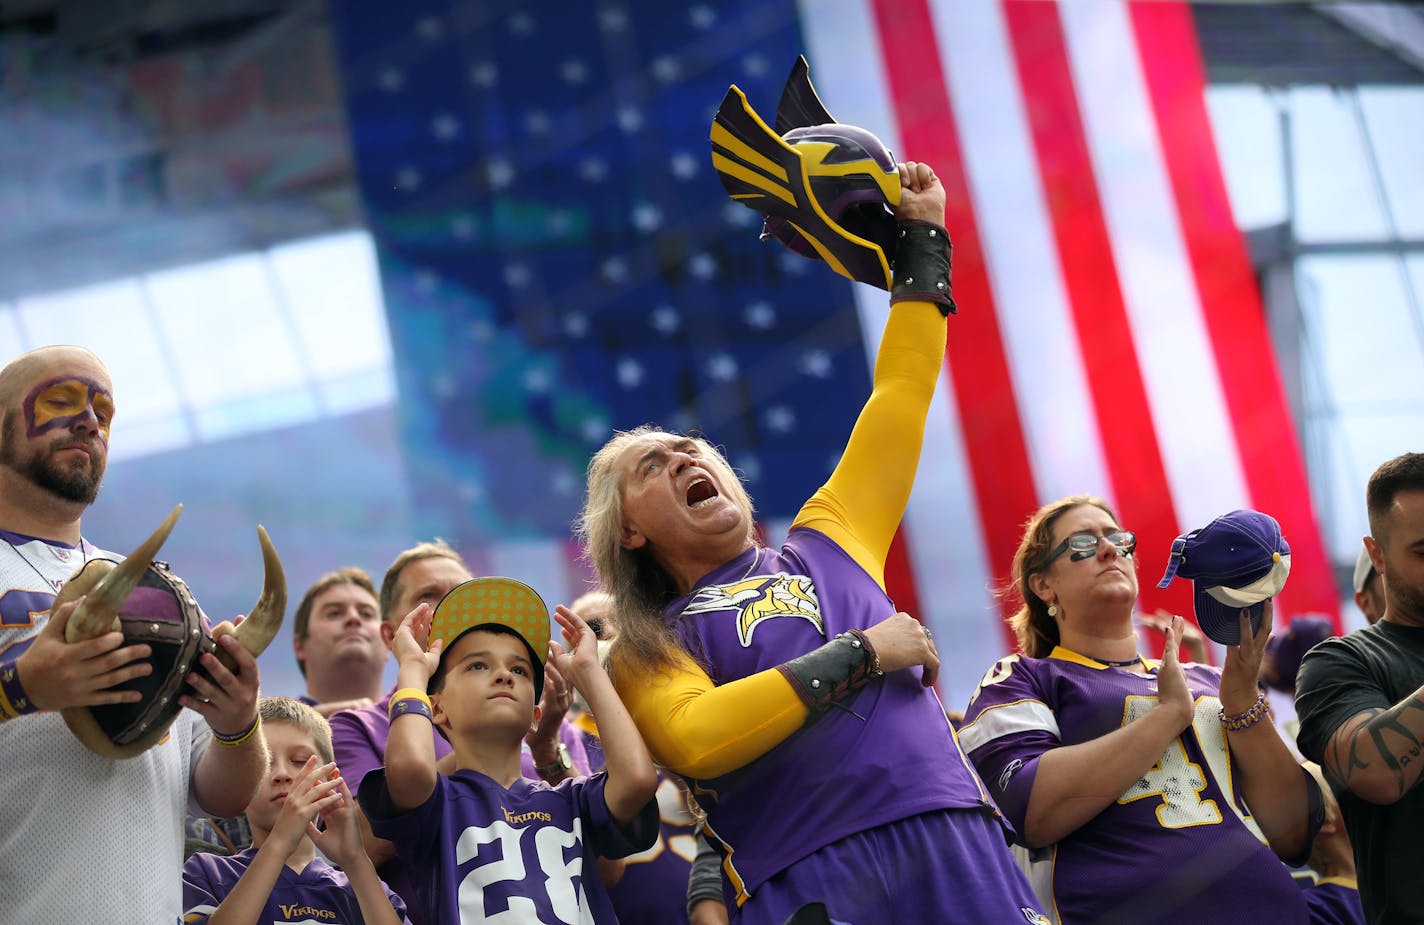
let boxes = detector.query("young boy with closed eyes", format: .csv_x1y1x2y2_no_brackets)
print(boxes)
182,697,410,924
356,577,658,924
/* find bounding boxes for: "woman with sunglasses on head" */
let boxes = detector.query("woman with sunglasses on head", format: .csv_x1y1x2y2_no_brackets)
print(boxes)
960,495,1320,924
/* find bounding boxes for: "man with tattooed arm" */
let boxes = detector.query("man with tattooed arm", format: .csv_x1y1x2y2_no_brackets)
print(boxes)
1297,452,1424,922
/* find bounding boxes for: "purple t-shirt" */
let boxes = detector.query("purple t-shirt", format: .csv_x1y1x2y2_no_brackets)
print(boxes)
358,767,657,924
668,529,1001,903
182,847,410,924
961,648,1309,923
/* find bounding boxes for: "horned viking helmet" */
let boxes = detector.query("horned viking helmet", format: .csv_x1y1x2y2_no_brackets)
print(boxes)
54,504,286,759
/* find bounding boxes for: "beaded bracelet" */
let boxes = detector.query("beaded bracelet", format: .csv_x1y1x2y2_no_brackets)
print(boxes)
213,714,262,747
0,657,38,721
389,687,434,723
1219,691,1271,733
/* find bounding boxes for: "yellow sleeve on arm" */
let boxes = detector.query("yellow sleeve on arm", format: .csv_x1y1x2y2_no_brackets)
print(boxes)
793,300,947,589
614,647,810,780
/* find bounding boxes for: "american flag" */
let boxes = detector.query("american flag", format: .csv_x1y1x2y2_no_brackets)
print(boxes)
330,0,1336,708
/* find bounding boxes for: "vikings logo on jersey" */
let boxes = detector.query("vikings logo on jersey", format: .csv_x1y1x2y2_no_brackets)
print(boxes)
681,572,822,647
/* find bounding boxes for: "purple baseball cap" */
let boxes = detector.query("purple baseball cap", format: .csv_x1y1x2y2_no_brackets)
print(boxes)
1261,615,1334,694
1156,510,1291,645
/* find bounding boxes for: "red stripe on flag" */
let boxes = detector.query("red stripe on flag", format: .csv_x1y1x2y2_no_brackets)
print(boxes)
1001,0,1192,628
883,525,925,627
871,0,1038,652
1130,3,1339,629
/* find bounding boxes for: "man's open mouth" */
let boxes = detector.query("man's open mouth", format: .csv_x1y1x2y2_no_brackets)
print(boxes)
686,477,718,507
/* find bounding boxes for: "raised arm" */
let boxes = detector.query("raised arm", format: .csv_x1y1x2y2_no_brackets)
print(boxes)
1214,606,1316,861
553,606,656,822
794,163,951,585
383,603,441,811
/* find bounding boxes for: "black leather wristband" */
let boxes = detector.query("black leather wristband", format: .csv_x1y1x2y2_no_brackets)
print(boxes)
776,630,882,719
890,220,955,315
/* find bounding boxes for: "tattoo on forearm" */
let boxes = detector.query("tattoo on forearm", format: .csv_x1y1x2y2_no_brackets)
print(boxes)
1338,695,1424,799
1329,709,1382,789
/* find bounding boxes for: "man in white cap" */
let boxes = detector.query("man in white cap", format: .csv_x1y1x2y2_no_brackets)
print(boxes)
1352,545,1384,626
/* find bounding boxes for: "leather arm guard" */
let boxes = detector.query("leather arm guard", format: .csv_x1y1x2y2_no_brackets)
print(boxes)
776,629,884,720
890,220,956,315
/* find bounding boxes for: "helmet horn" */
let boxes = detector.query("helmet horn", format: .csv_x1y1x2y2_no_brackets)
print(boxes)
212,525,286,669
64,504,182,642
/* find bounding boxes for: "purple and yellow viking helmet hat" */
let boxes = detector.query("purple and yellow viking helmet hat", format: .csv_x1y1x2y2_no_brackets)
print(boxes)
54,504,287,759
711,56,902,290
428,577,551,699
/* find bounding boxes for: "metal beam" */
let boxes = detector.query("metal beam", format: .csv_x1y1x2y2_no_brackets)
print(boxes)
1320,2,1424,76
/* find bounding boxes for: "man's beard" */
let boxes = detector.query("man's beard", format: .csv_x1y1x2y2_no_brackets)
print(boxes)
0,415,103,505
1390,570,1424,625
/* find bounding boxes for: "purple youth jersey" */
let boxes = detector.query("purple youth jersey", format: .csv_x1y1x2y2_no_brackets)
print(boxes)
182,847,410,924
961,649,1308,924
330,688,592,925
670,528,1000,904
358,767,657,924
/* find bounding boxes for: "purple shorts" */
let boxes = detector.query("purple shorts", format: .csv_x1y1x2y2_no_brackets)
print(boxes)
731,808,1046,925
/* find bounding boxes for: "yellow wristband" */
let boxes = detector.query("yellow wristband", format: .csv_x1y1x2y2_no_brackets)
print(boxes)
213,714,261,747
390,688,432,717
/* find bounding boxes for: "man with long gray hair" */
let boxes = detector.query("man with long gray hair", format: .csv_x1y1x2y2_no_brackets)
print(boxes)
576,164,1045,923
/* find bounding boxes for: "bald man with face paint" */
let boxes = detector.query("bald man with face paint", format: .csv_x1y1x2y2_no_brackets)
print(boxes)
0,346,113,517
0,345,268,924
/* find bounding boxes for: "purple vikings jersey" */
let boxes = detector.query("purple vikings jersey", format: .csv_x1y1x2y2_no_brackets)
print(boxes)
670,528,1001,905
1303,879,1364,925
358,767,657,925
182,848,411,924
330,690,593,924
961,649,1308,924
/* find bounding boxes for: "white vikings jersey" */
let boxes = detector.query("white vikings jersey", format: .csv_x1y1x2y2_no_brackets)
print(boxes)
0,529,212,924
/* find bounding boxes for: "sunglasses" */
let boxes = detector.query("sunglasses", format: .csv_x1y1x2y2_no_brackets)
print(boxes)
1041,530,1137,568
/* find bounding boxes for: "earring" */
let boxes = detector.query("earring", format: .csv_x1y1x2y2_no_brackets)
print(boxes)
1048,604,1059,618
